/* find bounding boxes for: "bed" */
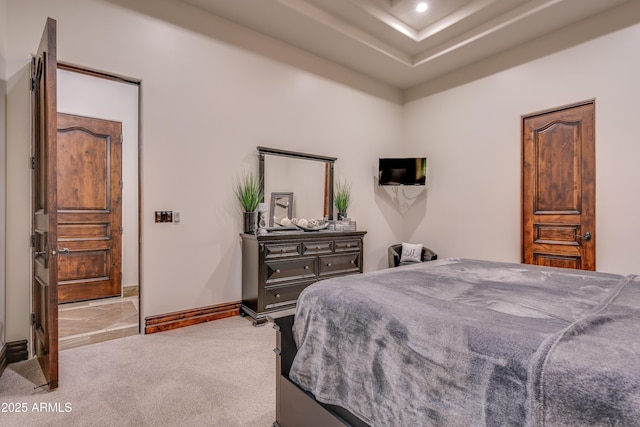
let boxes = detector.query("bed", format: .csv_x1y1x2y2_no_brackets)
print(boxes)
272,258,640,426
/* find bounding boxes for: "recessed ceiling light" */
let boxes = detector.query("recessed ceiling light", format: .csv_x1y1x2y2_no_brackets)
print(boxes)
416,2,428,13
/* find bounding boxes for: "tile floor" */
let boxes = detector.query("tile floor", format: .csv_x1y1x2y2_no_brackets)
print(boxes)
58,296,140,351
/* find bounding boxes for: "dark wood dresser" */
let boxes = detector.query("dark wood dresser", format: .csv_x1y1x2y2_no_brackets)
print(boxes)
240,230,366,325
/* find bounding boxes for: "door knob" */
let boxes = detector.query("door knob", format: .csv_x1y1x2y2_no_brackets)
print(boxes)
577,231,592,242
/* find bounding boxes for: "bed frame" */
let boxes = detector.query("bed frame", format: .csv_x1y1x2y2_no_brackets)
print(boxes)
272,315,370,427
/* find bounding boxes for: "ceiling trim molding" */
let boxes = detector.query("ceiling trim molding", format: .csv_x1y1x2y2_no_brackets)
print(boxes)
415,0,497,42
104,0,404,103
276,0,566,69
276,0,413,65
404,0,640,102
349,0,499,43
349,0,419,39
149,0,638,92
413,0,564,67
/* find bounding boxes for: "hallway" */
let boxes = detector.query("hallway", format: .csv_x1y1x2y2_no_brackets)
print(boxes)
58,295,139,350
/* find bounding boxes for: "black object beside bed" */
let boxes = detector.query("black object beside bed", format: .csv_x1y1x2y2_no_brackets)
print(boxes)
273,258,640,427
274,315,370,427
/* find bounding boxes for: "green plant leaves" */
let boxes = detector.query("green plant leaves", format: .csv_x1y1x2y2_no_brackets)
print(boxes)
235,172,263,213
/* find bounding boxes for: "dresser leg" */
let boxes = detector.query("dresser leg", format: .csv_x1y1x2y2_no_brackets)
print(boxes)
253,318,268,327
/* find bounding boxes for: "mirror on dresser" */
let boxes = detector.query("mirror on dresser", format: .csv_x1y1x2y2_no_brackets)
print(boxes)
258,146,337,224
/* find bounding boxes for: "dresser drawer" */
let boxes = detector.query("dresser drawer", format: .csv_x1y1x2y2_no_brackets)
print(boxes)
264,242,301,259
334,239,361,253
302,240,333,255
319,253,361,277
265,258,317,284
264,281,315,308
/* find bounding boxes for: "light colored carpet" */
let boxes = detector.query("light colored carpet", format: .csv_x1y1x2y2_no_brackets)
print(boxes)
0,316,276,426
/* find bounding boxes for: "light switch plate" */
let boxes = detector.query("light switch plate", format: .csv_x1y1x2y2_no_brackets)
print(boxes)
155,211,173,223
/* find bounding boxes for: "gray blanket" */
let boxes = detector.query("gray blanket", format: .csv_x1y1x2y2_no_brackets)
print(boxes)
289,259,640,426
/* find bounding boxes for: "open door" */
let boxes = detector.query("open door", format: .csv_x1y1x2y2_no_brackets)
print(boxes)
31,17,59,390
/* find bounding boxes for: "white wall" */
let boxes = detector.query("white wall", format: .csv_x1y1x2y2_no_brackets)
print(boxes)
4,0,404,340
5,59,31,342
404,22,640,275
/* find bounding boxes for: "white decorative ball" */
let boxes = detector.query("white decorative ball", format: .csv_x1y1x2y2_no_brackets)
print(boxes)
297,218,308,228
280,217,291,226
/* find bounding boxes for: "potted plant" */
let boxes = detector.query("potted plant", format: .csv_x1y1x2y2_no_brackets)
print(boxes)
334,178,351,220
235,172,263,234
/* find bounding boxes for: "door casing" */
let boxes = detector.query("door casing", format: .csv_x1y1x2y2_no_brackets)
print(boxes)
57,62,141,328
521,100,596,270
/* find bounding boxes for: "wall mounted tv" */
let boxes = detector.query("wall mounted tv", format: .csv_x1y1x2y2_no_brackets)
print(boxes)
378,157,427,186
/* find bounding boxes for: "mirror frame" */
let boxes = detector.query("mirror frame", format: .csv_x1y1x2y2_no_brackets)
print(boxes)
258,146,337,221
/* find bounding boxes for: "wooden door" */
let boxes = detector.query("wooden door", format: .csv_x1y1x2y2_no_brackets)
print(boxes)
31,17,58,390
522,101,595,270
56,113,123,303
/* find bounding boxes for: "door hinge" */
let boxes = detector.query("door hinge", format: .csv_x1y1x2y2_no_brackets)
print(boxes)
30,57,36,92
31,156,36,170
120,181,123,189
31,313,36,326
30,235,35,248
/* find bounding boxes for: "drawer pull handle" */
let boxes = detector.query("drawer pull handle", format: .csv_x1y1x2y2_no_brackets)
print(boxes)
327,263,332,267
275,293,281,299
275,269,281,273
304,265,309,270
350,260,355,264
346,244,351,248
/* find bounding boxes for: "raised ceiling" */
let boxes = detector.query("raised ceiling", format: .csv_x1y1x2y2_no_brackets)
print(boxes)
176,0,632,89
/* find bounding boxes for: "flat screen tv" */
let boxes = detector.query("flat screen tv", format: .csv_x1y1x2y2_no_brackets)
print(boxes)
378,157,426,186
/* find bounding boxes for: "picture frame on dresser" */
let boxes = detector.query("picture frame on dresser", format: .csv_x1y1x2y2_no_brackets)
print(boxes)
269,192,294,227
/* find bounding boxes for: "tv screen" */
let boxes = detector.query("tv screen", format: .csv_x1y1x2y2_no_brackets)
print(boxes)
378,157,426,186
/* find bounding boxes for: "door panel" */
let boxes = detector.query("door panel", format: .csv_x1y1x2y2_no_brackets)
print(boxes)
57,113,122,303
31,17,58,390
522,102,595,270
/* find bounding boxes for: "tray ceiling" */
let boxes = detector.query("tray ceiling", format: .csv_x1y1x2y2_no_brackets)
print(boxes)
176,0,632,89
